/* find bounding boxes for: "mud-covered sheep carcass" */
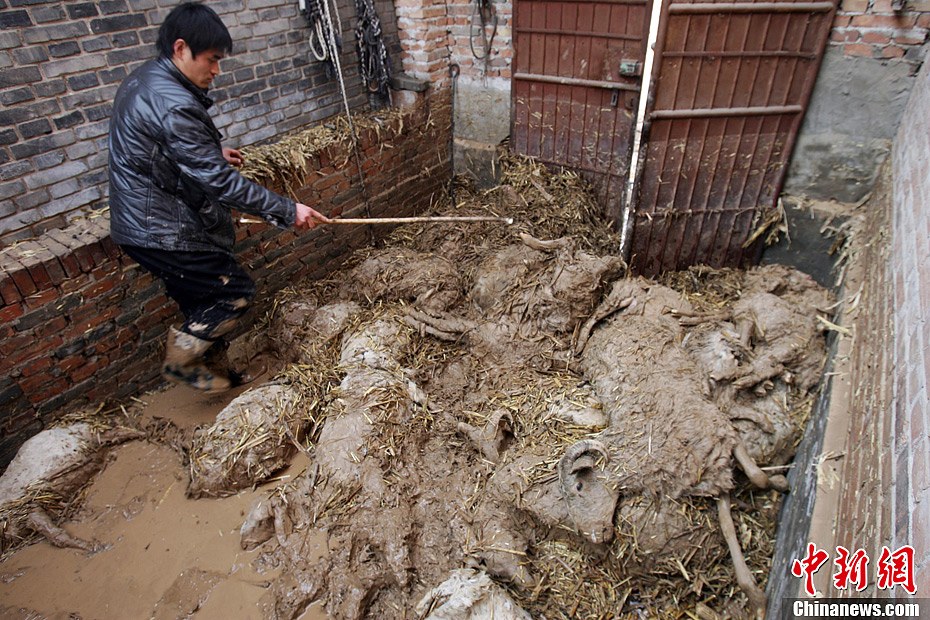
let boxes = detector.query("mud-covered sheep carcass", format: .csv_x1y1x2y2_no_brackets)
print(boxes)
0,416,144,556
232,167,833,619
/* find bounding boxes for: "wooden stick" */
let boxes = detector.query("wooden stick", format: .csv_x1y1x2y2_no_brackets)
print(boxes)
327,216,515,225
239,215,515,226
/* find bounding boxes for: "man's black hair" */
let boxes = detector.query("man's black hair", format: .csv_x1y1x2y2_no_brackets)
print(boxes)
156,2,233,59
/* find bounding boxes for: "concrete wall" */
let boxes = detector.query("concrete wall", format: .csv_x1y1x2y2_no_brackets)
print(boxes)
0,0,406,246
452,75,510,186
784,0,929,202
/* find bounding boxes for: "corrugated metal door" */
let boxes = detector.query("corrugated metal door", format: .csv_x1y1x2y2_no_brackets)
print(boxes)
511,0,652,224
629,0,836,276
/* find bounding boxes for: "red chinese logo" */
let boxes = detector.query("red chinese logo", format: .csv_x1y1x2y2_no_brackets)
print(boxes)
792,543,830,596
791,544,917,595
876,545,916,594
833,546,869,592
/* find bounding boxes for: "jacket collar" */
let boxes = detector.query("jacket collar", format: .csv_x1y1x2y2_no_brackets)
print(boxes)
156,55,215,110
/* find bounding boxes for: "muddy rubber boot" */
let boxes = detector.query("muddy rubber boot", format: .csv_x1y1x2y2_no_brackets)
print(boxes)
162,327,232,393
203,339,264,387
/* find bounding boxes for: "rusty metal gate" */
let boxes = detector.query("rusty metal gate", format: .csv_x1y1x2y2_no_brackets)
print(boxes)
511,0,835,275
511,0,652,224
628,0,836,275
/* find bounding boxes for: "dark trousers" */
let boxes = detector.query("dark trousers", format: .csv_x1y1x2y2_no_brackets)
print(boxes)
121,245,256,341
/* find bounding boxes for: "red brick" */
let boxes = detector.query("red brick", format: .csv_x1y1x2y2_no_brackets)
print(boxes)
911,488,930,559
57,251,82,278
862,31,892,45
21,376,69,402
25,260,54,292
0,332,33,357
57,354,84,374
912,444,929,494
9,268,37,297
60,273,91,295
895,34,926,45
20,355,53,378
70,359,103,383
33,317,66,340
85,274,120,299
0,274,24,304
880,45,906,58
41,255,67,286
1,348,40,378
0,302,24,323
850,14,917,28
99,236,121,260
71,245,95,272
23,287,60,311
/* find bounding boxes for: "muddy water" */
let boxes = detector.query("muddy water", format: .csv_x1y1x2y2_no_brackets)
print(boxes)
0,380,327,620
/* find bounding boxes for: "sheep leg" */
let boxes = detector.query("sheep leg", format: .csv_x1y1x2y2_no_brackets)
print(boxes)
736,316,755,347
734,442,788,492
240,499,276,551
473,507,536,589
457,410,514,463
404,309,475,341
732,360,785,391
674,310,732,326
716,495,767,614
575,282,635,355
27,510,98,553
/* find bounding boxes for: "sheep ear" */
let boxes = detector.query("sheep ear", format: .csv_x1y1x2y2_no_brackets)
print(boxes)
569,454,596,475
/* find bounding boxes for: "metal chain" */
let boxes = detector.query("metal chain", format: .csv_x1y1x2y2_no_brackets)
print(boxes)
354,0,391,103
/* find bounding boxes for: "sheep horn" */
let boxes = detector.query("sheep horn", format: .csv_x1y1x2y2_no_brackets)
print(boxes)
558,439,609,484
519,232,570,252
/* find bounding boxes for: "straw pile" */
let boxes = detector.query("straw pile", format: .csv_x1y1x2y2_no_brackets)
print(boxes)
238,108,409,195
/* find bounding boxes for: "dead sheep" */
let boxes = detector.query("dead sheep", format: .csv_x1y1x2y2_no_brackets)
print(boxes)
470,438,620,588
0,421,143,553
269,298,362,364
233,228,832,617
405,233,624,368
571,273,831,611
342,248,464,313
187,384,302,498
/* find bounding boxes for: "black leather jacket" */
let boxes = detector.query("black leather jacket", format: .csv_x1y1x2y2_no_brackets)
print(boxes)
108,56,294,252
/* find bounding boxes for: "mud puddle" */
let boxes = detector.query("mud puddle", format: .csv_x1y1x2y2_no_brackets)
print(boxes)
0,378,324,620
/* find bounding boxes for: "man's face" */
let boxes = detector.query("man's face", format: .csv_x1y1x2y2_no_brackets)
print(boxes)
172,39,224,90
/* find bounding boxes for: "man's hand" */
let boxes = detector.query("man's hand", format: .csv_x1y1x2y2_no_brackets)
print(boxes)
295,203,332,230
223,147,244,167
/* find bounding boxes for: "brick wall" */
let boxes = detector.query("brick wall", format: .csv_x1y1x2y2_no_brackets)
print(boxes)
0,90,451,468
887,49,930,591
394,0,512,86
822,51,930,598
831,0,929,62
0,0,408,246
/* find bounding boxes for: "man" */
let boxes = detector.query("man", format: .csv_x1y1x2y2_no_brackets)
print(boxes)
108,2,330,393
